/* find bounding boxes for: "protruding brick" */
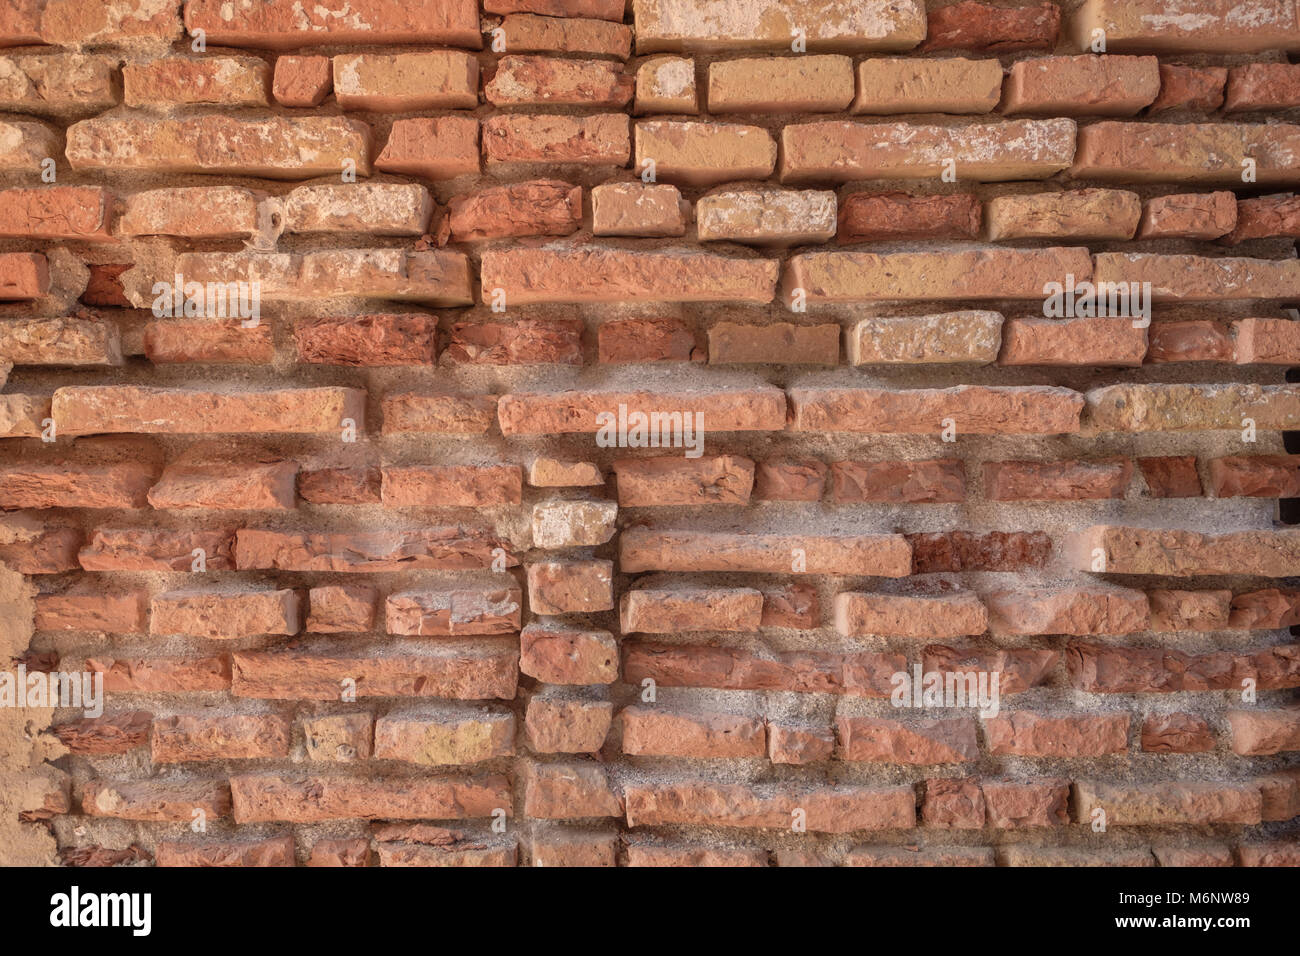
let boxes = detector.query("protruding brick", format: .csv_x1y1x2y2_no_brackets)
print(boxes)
1072,122,1300,186
708,55,852,112
835,591,987,639
183,0,483,49
526,560,614,615
1002,55,1159,116
1071,525,1300,578
591,182,685,237
1136,191,1236,239
695,189,836,245
620,527,912,576
150,589,301,639
852,57,1002,114
984,189,1141,241
376,116,478,179
849,311,1001,365
484,113,628,166
635,120,775,186
448,181,582,241
333,51,478,111
53,386,364,436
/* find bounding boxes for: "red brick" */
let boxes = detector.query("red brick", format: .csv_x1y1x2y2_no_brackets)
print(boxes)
147,460,297,510
376,116,478,180
1002,55,1159,116
88,656,232,694
624,780,915,832
231,774,509,823
531,829,617,867
486,55,630,107
620,527,911,576
1224,63,1300,112
985,712,1128,757
150,589,300,639
1147,589,1231,632
837,193,980,243
447,181,582,241
1145,321,1233,363
984,458,1132,501
1072,122,1300,186
306,585,376,633
380,465,522,508
1138,192,1236,239
124,56,269,107
385,586,521,637
35,590,148,634
597,317,699,363
634,0,925,53
1222,196,1300,246
1141,713,1215,753
524,762,622,818
308,839,370,867
613,456,754,507
625,641,905,697
499,13,631,57
1227,710,1300,755
1229,589,1300,629
767,724,834,765
53,711,151,755
621,706,765,758
987,585,1148,636
922,778,985,829
297,467,380,504
444,319,583,366
520,623,617,683
293,314,436,367
982,778,1069,828
382,393,497,435
1067,641,1300,693
830,459,965,504
838,716,978,764
1210,455,1300,497
1138,456,1203,498
82,779,230,822
53,386,364,436
156,836,295,867
526,698,613,753
79,529,236,572
334,50,477,111
151,714,291,763
789,385,1083,435
754,458,827,502
1148,64,1227,113
142,320,273,365
0,458,156,510
232,646,519,700
0,186,112,240
621,587,762,633
0,253,49,300
707,322,839,365
835,591,987,639
499,386,784,434
273,55,332,108
923,645,1058,694
234,528,517,572
922,0,1059,51
484,113,628,166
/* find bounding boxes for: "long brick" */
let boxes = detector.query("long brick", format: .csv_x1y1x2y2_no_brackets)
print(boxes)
632,0,926,52
783,247,1092,303
620,528,912,576
234,528,517,572
625,641,904,696
1086,383,1300,431
483,114,627,166
621,587,764,633
385,587,522,636
486,55,631,107
1001,55,1159,116
481,247,778,304
0,458,155,510
284,184,433,237
790,385,1083,435
829,459,965,503
82,779,230,822
838,717,978,764
151,715,291,763
232,646,519,700
67,115,371,179
52,386,364,436
333,51,478,111
0,186,112,240
183,0,482,49
377,116,478,179
1068,641,1300,693
231,774,509,823
0,53,118,116
381,465,522,507
1072,525,1300,577
621,707,766,758
1228,710,1300,755
985,712,1129,757
613,456,755,506
156,837,295,868
852,57,1003,114
1072,123,1300,185
1093,252,1300,301
79,529,235,572
984,458,1133,500
1070,0,1300,53
373,713,515,765
88,656,232,693
498,387,785,434
781,119,1076,183
1073,780,1261,826
624,780,916,831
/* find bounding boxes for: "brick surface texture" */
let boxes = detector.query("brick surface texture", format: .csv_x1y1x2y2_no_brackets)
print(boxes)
0,0,1298,870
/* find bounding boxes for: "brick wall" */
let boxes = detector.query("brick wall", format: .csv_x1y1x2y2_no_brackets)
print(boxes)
1,0,1299,867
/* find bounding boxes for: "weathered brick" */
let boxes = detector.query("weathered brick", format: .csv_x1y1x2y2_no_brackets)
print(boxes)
118,186,260,239
1087,383,1300,431
151,714,291,763
1148,64,1227,113
306,585,376,633
1141,713,1215,753
849,311,1000,366
381,465,522,508
1224,62,1300,112
67,115,370,179
0,186,112,241
1073,780,1261,826
0,252,49,300
1227,710,1300,755
526,560,614,615
184,0,482,49
985,712,1128,757
231,774,509,823
235,528,516,572
151,589,301,639
88,656,231,694
1229,589,1300,629
1068,641,1300,693
300,714,372,762
528,458,604,487
283,184,433,237
790,385,1084,435
142,320,274,365
620,527,911,576
635,120,775,186
232,646,519,700
635,56,696,113
591,182,685,237
521,623,617,684
753,458,827,501
1137,191,1236,239
79,529,235,572
613,456,754,506
498,13,631,57
784,247,1092,303
924,1,1059,52
838,192,981,243
1070,0,1300,53
622,587,763,633
625,641,904,697
148,459,297,511
524,762,621,819
1210,455,1300,497
483,248,779,304
781,119,1076,183
526,698,613,753
838,717,978,764
484,113,628,166
297,467,380,504
486,55,630,107
124,56,269,107
696,189,836,245
382,393,497,435
0,53,117,116
829,459,965,503
273,55,332,108
445,319,583,367
156,836,295,868
374,713,515,765
1147,589,1231,632
53,386,364,436
984,189,1141,241
0,119,56,176
597,317,699,363
35,590,148,634
385,586,522,636
768,723,834,764
984,458,1132,500
1145,321,1233,363
53,711,151,755
448,181,582,241
83,779,230,822
624,780,915,831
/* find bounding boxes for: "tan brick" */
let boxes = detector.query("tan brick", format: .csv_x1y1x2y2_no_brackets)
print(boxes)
385,587,522,637
591,182,685,237
999,317,1147,368
0,53,117,116
333,51,477,111
621,587,764,633
118,186,260,239
1086,383,1300,432
621,706,766,758
1073,779,1261,826
499,386,785,433
984,189,1141,241
708,54,852,112
284,183,433,237
852,57,1002,114
300,713,372,762
620,527,912,576
635,120,775,186
531,500,618,549
498,13,631,57
624,780,916,831
1071,525,1300,578
374,713,515,765
1070,0,1300,54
